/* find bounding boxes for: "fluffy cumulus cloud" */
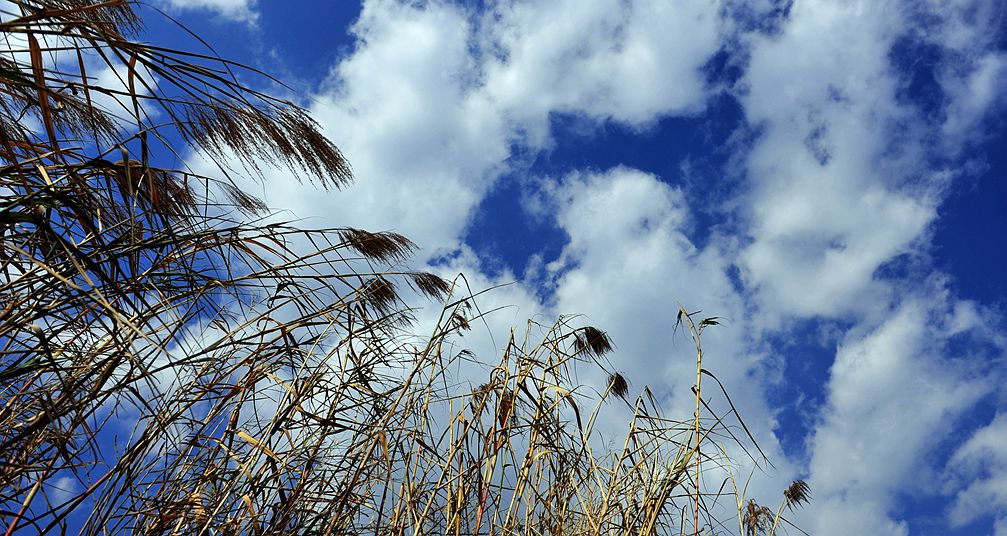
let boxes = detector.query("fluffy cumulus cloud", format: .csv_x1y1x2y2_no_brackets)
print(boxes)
738,0,1007,324
947,412,1007,529
739,1,938,322
228,0,726,255
305,0,508,255
480,0,722,143
808,289,997,535
184,0,506,256
529,167,800,502
537,168,751,411
173,0,1007,532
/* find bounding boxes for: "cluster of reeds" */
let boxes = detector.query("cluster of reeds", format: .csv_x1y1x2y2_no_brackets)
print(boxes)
0,1,808,534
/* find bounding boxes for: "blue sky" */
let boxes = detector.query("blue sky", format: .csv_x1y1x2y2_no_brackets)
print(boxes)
145,1,1006,534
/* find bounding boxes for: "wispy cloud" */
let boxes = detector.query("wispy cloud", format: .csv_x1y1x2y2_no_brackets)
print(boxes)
158,0,258,24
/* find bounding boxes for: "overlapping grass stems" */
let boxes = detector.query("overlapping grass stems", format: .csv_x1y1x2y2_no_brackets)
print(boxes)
0,1,809,534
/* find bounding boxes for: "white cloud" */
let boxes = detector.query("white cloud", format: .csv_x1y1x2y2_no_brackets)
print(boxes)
738,1,941,322
737,0,1007,325
806,289,996,535
228,0,725,258
46,475,79,505
481,0,722,145
942,52,1007,143
535,167,800,503
947,412,1007,528
542,168,736,402
159,0,258,24
809,500,910,536
733,5,1007,530
919,0,1003,54
86,59,161,131
239,0,509,257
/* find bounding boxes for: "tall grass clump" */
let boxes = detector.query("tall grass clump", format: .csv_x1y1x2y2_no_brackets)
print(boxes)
0,1,808,534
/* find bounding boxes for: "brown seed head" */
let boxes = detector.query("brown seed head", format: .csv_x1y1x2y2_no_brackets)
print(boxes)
608,372,629,398
573,326,614,357
783,479,811,510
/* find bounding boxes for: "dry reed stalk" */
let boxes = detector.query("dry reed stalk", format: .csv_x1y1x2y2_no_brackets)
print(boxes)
1,2,809,534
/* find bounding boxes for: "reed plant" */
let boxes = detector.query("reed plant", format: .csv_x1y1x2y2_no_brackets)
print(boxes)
0,2,807,534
